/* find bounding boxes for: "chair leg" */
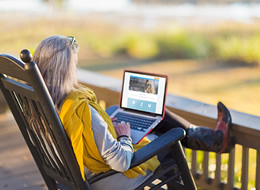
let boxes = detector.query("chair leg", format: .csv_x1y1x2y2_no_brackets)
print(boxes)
171,141,197,190
136,141,196,190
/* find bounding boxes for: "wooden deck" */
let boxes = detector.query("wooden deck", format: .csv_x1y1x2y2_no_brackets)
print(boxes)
0,112,47,190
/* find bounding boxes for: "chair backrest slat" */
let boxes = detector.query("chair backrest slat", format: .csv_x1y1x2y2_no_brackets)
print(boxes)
0,55,30,82
2,77,36,100
0,53,91,190
30,99,71,178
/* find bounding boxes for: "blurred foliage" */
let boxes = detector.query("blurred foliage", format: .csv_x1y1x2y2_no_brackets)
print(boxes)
1,18,260,66
73,22,260,65
82,27,260,66
121,33,159,59
211,35,260,65
154,30,209,59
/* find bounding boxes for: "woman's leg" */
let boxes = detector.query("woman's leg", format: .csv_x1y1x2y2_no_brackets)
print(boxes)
106,102,234,153
153,109,191,133
153,102,234,153
105,105,118,116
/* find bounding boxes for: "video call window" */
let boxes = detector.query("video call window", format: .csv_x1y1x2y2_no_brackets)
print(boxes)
129,76,159,94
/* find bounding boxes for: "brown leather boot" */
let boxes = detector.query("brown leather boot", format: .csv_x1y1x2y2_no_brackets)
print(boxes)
183,102,234,153
185,125,224,152
216,101,234,153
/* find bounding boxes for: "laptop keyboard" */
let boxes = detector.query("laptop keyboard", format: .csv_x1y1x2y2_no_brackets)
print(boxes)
114,112,157,132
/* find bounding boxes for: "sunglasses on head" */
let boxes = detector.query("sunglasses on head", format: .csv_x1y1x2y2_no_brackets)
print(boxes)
67,36,76,46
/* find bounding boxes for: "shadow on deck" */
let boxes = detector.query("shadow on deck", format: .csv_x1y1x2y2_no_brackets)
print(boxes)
0,112,47,190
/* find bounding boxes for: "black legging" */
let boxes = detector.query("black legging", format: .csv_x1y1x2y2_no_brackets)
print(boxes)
152,109,190,133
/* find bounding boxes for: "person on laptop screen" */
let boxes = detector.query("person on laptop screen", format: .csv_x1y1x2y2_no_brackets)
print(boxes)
32,35,235,190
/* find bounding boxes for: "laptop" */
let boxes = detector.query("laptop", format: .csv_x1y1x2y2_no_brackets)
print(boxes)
110,70,168,144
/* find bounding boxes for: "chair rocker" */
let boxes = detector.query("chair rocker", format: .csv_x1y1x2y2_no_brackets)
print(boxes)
0,50,196,190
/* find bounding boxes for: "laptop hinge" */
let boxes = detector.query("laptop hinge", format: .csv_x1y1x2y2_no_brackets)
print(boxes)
123,108,159,118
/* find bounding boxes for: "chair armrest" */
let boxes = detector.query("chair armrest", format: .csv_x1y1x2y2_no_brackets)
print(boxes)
88,128,185,184
129,128,185,169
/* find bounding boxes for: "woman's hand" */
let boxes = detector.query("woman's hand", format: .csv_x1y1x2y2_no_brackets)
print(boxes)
113,121,131,137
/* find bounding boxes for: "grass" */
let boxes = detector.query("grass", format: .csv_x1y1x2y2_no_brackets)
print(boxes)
2,17,260,66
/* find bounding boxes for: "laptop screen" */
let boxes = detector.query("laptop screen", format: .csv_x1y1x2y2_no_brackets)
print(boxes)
120,70,168,116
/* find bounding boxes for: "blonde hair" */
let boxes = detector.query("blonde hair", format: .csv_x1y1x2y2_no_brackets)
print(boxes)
33,35,80,110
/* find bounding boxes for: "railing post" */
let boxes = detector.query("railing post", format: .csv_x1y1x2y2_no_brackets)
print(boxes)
256,150,260,190
214,154,222,187
191,150,197,177
227,149,235,190
241,147,249,190
203,152,210,183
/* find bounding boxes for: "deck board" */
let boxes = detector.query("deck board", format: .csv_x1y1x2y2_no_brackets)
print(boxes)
0,112,47,190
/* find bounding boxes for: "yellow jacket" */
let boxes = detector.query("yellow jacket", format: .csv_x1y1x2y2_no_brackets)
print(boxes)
59,87,160,180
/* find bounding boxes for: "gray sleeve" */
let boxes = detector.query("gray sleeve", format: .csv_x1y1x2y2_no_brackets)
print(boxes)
89,106,133,172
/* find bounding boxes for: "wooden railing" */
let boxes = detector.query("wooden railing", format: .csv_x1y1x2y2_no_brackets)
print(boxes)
77,69,260,190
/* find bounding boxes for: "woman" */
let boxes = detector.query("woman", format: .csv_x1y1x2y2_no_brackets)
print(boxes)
33,35,234,190
145,83,154,93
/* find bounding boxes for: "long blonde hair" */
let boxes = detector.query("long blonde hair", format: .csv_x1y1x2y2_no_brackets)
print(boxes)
33,35,80,110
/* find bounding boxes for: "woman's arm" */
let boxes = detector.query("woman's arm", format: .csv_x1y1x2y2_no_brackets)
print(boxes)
89,106,134,172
